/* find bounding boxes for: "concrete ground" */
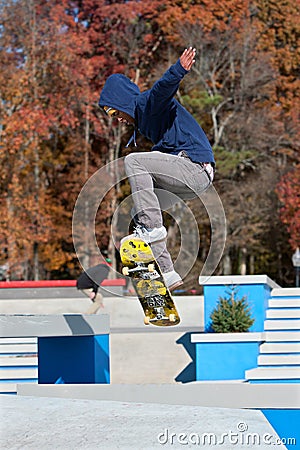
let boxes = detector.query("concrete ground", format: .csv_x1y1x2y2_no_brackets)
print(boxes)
0,395,286,450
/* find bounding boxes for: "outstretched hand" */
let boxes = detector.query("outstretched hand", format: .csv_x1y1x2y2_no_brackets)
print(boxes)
180,47,196,71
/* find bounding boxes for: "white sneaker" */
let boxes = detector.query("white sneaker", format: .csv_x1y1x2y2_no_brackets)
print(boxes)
163,270,183,291
134,225,167,243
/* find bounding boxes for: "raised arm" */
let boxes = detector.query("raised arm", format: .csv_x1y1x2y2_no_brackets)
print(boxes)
148,47,196,113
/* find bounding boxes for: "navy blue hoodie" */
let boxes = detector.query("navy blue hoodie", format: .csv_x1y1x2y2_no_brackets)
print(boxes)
99,59,215,166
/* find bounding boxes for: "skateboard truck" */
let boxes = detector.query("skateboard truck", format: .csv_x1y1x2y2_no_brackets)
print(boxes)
122,263,159,280
144,306,177,325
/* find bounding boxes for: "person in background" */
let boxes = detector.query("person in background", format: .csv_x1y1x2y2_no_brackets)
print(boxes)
76,263,110,314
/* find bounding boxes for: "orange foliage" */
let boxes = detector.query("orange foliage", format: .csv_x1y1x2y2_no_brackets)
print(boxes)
277,165,300,249
1,0,299,281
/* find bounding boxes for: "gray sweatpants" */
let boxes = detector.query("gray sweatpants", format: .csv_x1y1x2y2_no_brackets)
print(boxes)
124,151,212,273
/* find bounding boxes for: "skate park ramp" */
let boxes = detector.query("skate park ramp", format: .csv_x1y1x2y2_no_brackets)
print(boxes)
0,294,204,384
0,395,286,450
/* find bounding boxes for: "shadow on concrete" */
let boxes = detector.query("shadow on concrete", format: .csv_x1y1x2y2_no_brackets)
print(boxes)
175,332,196,383
64,314,94,335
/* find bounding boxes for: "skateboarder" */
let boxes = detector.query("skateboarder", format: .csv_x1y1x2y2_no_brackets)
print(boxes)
99,47,215,291
76,263,110,313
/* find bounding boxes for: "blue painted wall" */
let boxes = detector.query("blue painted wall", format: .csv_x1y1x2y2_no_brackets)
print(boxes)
195,341,261,380
38,335,110,384
262,409,300,450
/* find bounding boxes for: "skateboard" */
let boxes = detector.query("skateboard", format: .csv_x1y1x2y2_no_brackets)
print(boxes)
120,236,180,326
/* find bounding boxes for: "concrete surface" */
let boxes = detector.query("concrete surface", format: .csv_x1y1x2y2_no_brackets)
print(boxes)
0,285,123,298
0,314,109,337
0,294,204,330
111,327,198,384
199,274,280,289
0,395,286,449
17,382,300,409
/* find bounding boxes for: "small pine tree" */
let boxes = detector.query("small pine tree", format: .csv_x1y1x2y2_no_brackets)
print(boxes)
210,285,255,333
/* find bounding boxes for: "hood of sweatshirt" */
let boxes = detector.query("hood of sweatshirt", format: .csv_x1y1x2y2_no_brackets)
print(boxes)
98,74,140,119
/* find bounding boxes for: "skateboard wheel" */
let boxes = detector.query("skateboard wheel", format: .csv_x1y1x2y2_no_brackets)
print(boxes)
144,316,150,325
122,267,129,276
169,314,176,322
148,263,155,272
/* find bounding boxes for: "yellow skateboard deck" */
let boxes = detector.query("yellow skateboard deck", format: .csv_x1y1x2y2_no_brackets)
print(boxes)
120,237,180,326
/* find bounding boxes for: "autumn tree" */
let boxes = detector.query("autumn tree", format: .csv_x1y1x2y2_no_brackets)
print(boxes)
1,0,298,285
0,0,95,279
255,0,300,262
276,165,300,250
139,0,299,282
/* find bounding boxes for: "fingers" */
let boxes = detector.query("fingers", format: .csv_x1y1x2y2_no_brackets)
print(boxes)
180,46,196,71
182,47,196,59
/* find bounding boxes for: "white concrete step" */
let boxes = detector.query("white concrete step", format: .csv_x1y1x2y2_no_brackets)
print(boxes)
264,319,300,330
0,356,38,367
265,331,300,341
260,342,300,353
258,354,300,365
0,338,37,344
0,344,37,354
0,380,37,394
269,298,300,308
246,366,300,380
271,288,300,297
17,383,300,409
0,382,18,393
266,308,300,319
0,368,38,380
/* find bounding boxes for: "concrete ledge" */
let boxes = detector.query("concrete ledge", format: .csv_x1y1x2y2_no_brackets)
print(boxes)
191,332,265,343
272,288,300,297
260,343,300,353
264,319,300,330
17,382,300,409
258,354,300,365
199,275,280,289
1,368,38,380
265,331,300,341
0,280,125,288
0,356,38,366
269,298,300,308
0,314,110,337
246,367,300,380
0,285,124,299
0,280,126,299
266,309,300,318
